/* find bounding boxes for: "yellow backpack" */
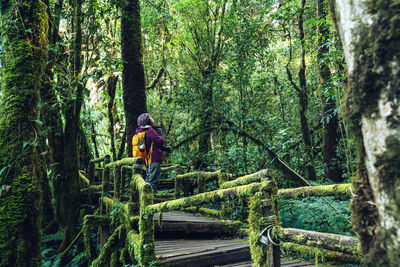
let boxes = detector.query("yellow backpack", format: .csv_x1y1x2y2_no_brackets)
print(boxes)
132,131,148,159
132,131,154,179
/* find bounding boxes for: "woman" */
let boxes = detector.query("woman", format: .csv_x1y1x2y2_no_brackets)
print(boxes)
135,113,165,191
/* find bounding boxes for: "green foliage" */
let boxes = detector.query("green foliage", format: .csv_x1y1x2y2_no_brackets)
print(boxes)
279,196,352,235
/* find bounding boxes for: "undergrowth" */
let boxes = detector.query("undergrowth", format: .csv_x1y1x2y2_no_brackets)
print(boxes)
279,196,352,235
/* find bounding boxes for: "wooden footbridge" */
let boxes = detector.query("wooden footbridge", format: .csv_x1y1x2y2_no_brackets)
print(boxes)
80,156,361,266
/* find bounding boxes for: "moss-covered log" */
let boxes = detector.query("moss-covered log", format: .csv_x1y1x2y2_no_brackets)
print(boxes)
183,207,221,218
278,183,351,199
220,169,273,189
161,164,184,173
105,157,144,168
88,155,109,184
281,242,361,264
248,191,280,267
114,165,122,198
174,170,228,197
101,156,111,192
79,170,90,187
131,174,156,266
81,184,103,194
91,225,125,267
83,215,111,264
126,229,140,264
0,0,48,266
147,180,275,215
276,228,360,255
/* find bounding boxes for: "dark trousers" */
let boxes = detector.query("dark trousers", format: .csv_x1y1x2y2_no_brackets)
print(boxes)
145,161,161,191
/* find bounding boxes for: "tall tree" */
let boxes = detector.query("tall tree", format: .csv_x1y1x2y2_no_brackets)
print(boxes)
332,0,400,264
53,0,84,253
317,0,342,182
121,0,147,157
286,0,316,180
0,0,48,265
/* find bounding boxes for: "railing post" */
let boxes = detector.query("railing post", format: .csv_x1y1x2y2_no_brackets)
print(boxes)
88,160,95,185
114,165,121,199
131,174,155,266
249,178,280,267
102,155,111,192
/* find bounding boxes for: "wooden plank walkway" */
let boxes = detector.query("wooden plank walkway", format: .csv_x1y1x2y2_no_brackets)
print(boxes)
155,239,250,266
153,211,235,235
153,212,321,266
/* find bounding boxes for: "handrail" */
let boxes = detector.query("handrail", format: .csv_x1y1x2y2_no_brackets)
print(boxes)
220,169,274,189
133,175,279,266
276,227,360,255
272,183,359,265
88,155,110,184
278,183,351,199
174,170,233,198
147,180,275,215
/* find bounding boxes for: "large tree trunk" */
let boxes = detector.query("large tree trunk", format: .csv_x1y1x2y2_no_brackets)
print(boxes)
0,0,48,266
55,0,83,254
121,0,147,157
39,0,64,231
317,0,343,182
332,0,400,264
298,0,316,180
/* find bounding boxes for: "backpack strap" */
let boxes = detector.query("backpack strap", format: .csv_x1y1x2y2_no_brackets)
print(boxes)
145,141,154,180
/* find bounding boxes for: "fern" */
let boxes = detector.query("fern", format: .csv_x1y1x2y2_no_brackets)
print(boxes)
64,251,86,267
42,231,63,243
279,196,352,235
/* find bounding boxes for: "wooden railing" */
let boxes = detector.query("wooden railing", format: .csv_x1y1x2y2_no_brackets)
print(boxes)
82,157,360,266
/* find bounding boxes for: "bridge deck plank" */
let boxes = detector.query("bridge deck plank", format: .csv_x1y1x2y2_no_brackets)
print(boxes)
153,211,321,266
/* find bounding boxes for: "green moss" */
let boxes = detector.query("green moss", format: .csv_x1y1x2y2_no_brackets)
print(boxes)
0,0,48,266
146,180,275,215
248,191,274,266
278,183,352,199
220,169,272,189
281,242,361,264
184,206,221,218
105,157,144,168
91,225,124,267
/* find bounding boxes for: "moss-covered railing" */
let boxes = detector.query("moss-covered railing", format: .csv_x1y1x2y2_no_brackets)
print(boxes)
173,170,233,198
272,183,361,265
130,174,279,266
102,157,144,198
88,155,110,184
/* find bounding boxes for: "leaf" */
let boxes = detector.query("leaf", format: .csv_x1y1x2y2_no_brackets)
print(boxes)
22,141,30,150
33,119,43,125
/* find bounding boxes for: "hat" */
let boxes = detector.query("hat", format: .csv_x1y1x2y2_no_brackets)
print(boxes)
137,113,151,126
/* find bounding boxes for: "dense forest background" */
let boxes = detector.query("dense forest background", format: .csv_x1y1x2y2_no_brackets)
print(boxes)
0,0,399,266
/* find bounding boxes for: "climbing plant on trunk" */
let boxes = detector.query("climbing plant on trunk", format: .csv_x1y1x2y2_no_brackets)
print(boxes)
332,0,400,264
0,0,48,266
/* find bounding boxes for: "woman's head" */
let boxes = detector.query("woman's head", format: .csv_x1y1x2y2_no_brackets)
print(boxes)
137,113,152,126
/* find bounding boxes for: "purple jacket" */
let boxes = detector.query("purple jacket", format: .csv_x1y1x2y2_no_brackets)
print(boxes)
135,126,165,162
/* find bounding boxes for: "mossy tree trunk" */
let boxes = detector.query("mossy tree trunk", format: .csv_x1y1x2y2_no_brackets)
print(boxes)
54,0,83,253
332,0,400,264
0,0,48,266
121,0,147,157
317,0,343,182
40,0,64,231
298,0,316,181
107,75,118,161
